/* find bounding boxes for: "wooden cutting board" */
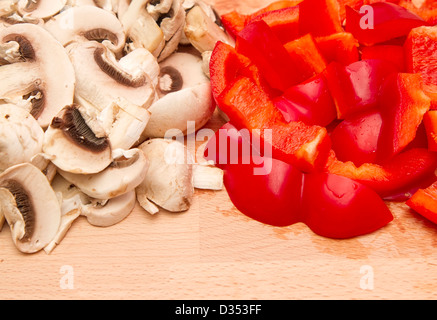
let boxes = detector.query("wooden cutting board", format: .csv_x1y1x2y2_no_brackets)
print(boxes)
1,0,437,300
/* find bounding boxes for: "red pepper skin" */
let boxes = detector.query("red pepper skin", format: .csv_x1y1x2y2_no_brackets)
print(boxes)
324,59,398,119
301,173,393,239
407,181,437,225
331,109,383,166
377,73,431,163
326,148,437,200
346,3,427,46
404,26,437,110
217,76,331,172
299,0,344,37
235,20,301,92
315,32,360,65
283,34,328,84
423,110,437,152
361,45,406,72
273,73,337,127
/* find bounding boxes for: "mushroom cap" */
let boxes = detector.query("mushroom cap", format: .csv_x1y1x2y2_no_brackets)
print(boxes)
0,23,76,128
0,104,44,171
44,5,126,55
43,104,113,174
0,163,61,253
67,41,156,111
18,0,67,20
58,148,149,200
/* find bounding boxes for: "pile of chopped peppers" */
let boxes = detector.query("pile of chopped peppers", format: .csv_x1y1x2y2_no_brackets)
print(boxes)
205,0,437,239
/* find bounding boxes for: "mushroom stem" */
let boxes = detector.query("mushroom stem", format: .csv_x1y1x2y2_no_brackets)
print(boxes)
193,164,224,191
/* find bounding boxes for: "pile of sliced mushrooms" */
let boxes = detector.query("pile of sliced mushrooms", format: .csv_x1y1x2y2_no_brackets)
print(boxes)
0,0,235,254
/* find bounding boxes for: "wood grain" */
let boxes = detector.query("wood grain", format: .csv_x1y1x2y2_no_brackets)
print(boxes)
1,0,437,301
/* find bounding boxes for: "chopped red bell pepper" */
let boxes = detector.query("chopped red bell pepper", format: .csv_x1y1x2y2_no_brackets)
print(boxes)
377,73,431,162
283,34,328,83
324,59,398,119
315,32,360,65
407,181,437,225
345,2,427,46
299,0,344,37
326,148,437,200
361,45,406,71
423,110,437,152
273,73,337,127
399,0,437,26
217,76,331,172
301,172,393,239
235,20,302,92
331,109,383,166
404,26,437,109
221,0,302,39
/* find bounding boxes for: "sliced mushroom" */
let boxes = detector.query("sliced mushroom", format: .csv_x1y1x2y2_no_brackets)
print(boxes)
67,41,155,112
44,6,126,56
58,148,149,200
0,163,61,254
120,0,165,57
192,164,223,191
81,190,136,227
0,23,76,128
30,153,57,182
0,104,44,172
143,52,215,138
184,5,234,54
17,0,67,20
136,138,194,214
43,104,113,174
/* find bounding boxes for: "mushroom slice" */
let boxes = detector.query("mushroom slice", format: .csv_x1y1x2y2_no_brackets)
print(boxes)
121,0,165,56
44,6,126,56
0,23,75,129
136,138,194,214
67,41,155,112
43,104,112,174
30,153,57,183
58,148,149,200
0,163,61,254
192,164,224,191
184,5,234,54
17,0,67,20
81,190,136,227
143,52,215,138
0,104,44,172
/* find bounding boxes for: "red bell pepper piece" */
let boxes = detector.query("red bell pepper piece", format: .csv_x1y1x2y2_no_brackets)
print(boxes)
407,181,437,225
326,148,437,200
361,45,406,71
217,76,331,172
299,0,344,37
338,0,363,20
399,0,437,26
273,73,337,127
315,32,360,65
377,73,431,162
345,2,427,46
301,173,393,239
235,20,301,92
205,123,393,237
331,109,383,166
283,34,328,83
423,110,437,152
324,59,398,119
404,26,437,109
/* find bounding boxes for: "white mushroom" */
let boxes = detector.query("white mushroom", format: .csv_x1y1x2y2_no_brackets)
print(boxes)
0,23,76,129
0,104,44,172
0,163,61,254
136,138,194,214
44,6,126,56
143,52,215,138
43,104,113,174
81,190,136,227
67,41,155,112
58,148,149,200
30,153,57,182
17,0,67,20
184,4,234,54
